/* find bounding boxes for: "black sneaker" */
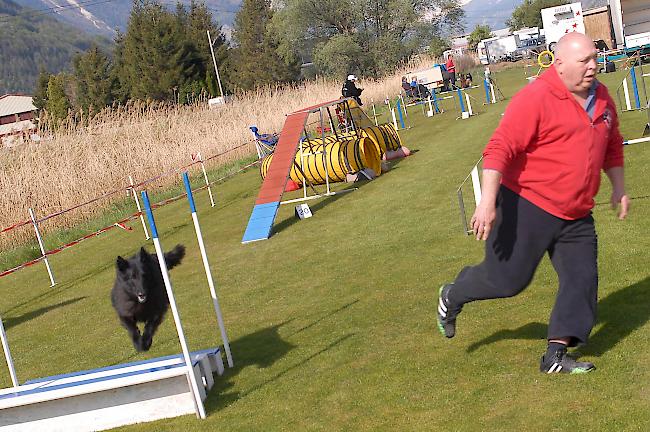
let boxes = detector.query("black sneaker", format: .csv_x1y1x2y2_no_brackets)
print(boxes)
437,284,462,338
540,347,595,374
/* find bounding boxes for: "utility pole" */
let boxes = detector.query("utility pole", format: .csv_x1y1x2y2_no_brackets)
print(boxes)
207,30,225,100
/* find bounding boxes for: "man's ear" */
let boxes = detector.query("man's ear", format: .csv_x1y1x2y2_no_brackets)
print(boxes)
116,256,129,272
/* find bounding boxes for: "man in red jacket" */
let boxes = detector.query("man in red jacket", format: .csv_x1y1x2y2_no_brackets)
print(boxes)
436,33,629,374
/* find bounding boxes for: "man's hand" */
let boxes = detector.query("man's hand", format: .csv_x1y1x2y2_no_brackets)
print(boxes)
605,167,628,220
470,203,497,241
611,190,630,220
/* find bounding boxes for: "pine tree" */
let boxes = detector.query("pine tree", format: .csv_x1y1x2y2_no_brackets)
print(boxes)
187,1,230,96
32,68,51,112
232,0,297,90
46,74,70,122
73,46,115,113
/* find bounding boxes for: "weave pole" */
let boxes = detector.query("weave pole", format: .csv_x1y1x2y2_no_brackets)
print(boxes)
182,172,233,368
128,176,150,240
0,314,18,387
196,153,215,208
141,191,206,419
28,208,56,287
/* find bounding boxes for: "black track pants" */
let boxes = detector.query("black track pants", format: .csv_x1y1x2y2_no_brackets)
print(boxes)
448,186,598,346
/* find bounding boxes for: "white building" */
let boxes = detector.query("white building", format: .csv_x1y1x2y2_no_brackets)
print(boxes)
0,94,38,148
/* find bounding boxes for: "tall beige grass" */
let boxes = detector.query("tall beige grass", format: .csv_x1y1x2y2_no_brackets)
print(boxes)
0,57,432,249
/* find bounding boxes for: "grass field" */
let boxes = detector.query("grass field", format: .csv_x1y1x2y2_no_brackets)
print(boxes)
1,64,650,431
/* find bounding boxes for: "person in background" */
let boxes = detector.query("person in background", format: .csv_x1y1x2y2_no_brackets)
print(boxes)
446,54,456,88
342,74,363,106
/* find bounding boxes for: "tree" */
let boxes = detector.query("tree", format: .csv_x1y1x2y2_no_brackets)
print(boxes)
506,0,568,31
468,25,492,51
272,0,464,78
73,46,115,113
46,73,70,121
186,1,231,96
231,0,298,90
429,35,450,58
113,0,202,101
32,68,52,112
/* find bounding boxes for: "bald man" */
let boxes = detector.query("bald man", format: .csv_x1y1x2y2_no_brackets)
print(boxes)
436,33,629,374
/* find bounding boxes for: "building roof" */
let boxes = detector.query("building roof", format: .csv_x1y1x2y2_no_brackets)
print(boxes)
0,95,37,118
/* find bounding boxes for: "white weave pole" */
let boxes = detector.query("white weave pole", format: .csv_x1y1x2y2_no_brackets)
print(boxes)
0,315,18,387
141,191,206,419
465,93,474,116
196,153,215,208
28,208,56,287
471,165,482,206
182,172,233,368
128,176,150,240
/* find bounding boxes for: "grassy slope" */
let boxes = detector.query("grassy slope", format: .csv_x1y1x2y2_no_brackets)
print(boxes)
1,65,650,431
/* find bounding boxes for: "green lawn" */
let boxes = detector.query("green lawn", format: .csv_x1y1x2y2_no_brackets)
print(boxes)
1,65,650,431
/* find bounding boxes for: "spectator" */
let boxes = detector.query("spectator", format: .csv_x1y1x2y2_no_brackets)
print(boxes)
446,54,456,88
342,74,363,106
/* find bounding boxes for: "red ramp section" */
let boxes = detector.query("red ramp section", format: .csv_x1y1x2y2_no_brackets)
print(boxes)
242,111,309,243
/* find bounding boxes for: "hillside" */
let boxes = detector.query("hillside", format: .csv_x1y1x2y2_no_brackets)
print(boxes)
13,0,239,37
0,0,112,94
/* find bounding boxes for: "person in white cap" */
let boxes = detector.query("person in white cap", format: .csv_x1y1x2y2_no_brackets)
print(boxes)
342,74,363,106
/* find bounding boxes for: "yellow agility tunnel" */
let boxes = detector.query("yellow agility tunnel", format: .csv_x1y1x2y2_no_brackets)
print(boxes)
306,124,402,156
260,136,381,185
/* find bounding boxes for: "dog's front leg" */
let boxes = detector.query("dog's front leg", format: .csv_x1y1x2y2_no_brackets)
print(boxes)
141,313,165,351
119,315,143,351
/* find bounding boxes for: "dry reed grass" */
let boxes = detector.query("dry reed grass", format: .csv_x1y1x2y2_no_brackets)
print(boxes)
0,57,433,249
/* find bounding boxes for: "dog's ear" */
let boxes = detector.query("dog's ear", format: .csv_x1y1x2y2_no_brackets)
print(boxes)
116,256,129,272
139,247,149,263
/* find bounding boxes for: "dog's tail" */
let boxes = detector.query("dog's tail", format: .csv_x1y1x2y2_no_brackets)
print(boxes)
164,244,185,269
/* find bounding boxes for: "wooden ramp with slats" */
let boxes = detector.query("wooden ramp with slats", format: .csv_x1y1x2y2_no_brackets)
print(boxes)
242,99,343,244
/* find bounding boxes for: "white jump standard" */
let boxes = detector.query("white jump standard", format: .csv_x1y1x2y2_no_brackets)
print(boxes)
0,189,233,431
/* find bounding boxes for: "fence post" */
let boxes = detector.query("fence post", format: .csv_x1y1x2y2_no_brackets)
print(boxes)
197,153,215,207
128,176,150,240
28,208,56,287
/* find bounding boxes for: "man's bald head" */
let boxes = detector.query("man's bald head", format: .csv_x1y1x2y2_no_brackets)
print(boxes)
555,33,595,61
554,33,598,97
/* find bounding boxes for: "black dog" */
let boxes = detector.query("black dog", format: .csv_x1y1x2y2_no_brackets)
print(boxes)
111,245,185,352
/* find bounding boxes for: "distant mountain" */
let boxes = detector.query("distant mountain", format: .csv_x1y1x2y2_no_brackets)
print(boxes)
461,0,523,32
13,0,240,37
0,0,112,93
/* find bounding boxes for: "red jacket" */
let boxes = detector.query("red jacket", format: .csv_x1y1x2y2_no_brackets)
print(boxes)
482,65,624,220
446,58,455,73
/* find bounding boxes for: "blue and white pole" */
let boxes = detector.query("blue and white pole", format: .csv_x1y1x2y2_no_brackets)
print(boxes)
483,79,491,104
182,172,233,368
141,191,207,419
631,66,641,110
457,88,466,113
396,99,406,129
0,315,18,387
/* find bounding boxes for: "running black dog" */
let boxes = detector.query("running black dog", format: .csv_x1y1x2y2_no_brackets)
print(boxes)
111,245,185,352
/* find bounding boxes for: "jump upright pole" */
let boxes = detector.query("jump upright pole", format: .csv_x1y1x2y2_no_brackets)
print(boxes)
28,208,56,287
182,172,233,368
141,191,207,419
457,88,466,114
0,315,18,387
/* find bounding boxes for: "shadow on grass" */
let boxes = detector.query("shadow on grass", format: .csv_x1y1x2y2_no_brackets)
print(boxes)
466,322,547,353
465,277,650,356
205,302,358,414
3,297,87,330
582,276,650,357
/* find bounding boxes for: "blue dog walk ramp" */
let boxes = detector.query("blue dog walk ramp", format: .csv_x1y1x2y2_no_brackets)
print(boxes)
242,202,280,243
